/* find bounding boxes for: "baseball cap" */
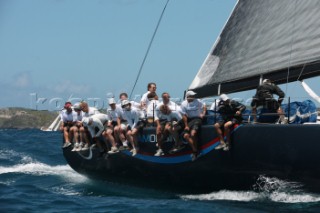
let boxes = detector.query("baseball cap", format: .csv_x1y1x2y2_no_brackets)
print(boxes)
121,100,130,107
219,94,229,101
108,98,116,105
186,90,197,97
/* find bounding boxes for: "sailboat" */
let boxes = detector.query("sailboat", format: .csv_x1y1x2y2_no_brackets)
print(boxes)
41,114,61,131
63,0,320,193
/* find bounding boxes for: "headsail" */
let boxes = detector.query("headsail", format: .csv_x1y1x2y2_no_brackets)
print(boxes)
189,0,320,98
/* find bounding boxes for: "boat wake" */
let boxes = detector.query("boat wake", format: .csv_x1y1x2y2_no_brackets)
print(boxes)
0,149,87,184
180,175,320,203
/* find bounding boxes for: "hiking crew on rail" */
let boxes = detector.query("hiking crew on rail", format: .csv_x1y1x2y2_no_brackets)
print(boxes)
60,80,289,161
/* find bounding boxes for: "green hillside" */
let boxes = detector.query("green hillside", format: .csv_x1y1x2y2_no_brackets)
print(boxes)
0,108,58,129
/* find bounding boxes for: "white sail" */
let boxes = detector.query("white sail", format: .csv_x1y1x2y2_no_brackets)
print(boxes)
301,80,320,104
43,114,61,131
189,0,320,98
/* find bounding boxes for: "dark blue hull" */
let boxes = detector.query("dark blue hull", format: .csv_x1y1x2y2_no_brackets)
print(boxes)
63,124,320,193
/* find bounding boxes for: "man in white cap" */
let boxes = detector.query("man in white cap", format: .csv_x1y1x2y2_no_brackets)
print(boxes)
214,94,246,151
251,79,285,123
180,90,207,161
210,94,229,111
118,100,144,156
105,98,121,154
114,93,142,151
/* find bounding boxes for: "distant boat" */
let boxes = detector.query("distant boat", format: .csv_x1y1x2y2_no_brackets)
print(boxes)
63,0,320,193
41,114,61,131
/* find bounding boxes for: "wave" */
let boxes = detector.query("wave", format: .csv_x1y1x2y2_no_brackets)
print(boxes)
181,175,320,203
0,149,87,184
0,162,87,182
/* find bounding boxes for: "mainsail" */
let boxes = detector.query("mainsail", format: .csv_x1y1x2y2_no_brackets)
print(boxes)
189,0,320,98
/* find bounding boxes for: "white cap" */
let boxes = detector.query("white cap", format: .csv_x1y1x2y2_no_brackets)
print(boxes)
82,117,92,126
219,94,229,101
262,79,271,84
121,100,130,107
73,102,81,110
108,98,116,105
186,90,196,97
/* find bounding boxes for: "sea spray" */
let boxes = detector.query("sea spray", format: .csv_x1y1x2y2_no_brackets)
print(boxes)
181,175,320,203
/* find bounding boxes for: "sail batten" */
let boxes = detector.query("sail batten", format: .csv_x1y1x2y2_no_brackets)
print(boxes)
190,0,320,98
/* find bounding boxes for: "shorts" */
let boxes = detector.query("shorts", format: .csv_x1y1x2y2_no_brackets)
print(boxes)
120,122,128,131
159,120,172,130
63,122,73,131
182,117,202,136
217,118,240,127
122,120,145,131
135,120,145,130
106,121,117,131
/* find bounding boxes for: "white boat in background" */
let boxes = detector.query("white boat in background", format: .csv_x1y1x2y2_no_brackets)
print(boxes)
41,114,61,131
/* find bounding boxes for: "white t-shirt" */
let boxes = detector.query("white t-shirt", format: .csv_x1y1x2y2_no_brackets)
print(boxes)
146,99,159,118
75,112,83,121
140,91,150,107
120,108,140,129
60,110,77,123
107,106,122,122
180,99,205,118
155,109,182,122
91,113,109,124
81,107,100,118
210,99,221,111
86,117,104,138
158,101,181,113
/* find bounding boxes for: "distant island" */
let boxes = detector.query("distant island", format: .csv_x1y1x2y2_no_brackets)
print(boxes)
0,107,58,129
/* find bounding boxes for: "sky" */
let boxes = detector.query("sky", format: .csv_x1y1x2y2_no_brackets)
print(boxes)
0,0,319,111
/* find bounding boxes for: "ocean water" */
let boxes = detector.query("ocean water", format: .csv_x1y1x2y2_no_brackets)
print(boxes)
1,129,320,212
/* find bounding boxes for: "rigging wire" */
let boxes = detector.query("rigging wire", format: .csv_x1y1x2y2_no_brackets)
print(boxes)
129,0,170,100
285,0,298,95
297,63,306,81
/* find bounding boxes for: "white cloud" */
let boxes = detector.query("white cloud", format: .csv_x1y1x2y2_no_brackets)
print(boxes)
52,80,92,95
13,71,32,88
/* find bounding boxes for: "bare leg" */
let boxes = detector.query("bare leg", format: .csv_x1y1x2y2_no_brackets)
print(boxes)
131,128,139,150
105,128,117,148
156,125,163,149
214,123,225,144
224,121,233,145
183,132,197,153
63,127,71,143
70,126,79,143
171,125,182,147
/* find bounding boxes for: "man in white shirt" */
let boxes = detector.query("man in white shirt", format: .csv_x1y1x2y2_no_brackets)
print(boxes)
105,98,121,154
60,102,77,148
146,92,159,125
160,92,181,113
70,102,85,151
81,113,109,151
78,101,101,150
180,90,207,161
154,104,182,156
120,100,144,156
80,101,100,117
140,82,157,110
114,93,141,150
